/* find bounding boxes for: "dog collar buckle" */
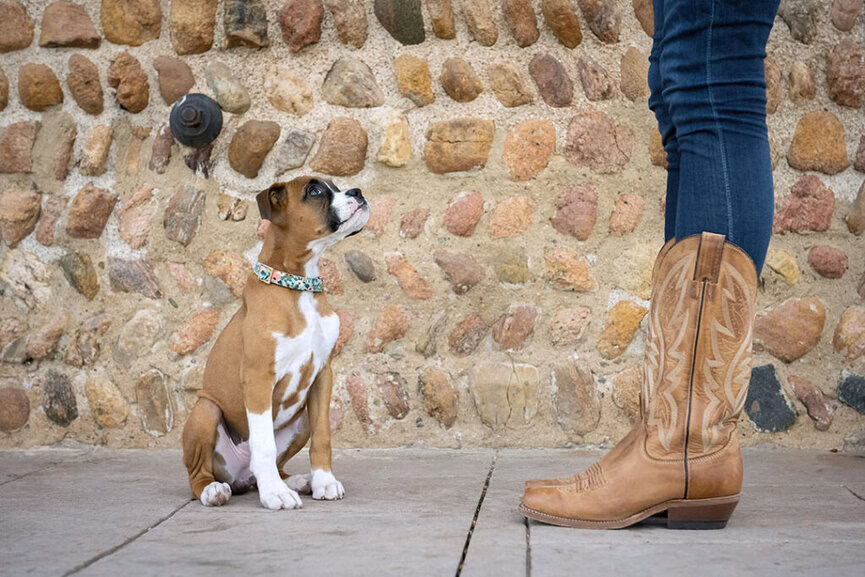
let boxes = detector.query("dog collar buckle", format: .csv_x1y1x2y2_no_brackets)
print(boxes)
257,263,274,284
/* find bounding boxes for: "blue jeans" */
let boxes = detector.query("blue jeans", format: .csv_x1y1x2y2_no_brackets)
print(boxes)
648,0,780,275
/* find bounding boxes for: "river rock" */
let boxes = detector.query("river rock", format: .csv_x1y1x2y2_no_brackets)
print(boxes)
264,67,313,116
503,0,539,47
278,0,323,52
440,58,483,103
67,183,116,239
153,56,194,105
18,63,63,111
101,0,162,46
424,119,494,173
40,1,101,48
463,0,498,46
224,0,269,48
0,1,34,53
67,54,103,115
374,0,425,45
205,62,250,114
325,0,368,48
170,0,218,54
0,121,40,174
107,52,149,113
0,187,41,247
309,117,367,176
541,0,582,48
322,57,385,108
228,120,280,178
487,62,533,107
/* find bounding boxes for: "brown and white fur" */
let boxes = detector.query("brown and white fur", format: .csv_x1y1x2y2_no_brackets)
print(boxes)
182,176,369,510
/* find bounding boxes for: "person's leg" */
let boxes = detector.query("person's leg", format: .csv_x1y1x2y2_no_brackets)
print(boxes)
659,0,779,274
647,0,680,242
520,0,778,530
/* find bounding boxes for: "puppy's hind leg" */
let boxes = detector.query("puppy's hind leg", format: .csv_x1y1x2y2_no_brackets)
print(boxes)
182,397,232,507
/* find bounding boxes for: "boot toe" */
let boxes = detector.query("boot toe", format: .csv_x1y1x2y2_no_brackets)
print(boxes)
521,484,570,517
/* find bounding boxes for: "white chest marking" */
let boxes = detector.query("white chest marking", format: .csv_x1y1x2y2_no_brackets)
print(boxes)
272,292,339,428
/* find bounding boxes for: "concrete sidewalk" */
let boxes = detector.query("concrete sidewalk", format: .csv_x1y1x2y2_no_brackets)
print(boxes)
1,447,863,577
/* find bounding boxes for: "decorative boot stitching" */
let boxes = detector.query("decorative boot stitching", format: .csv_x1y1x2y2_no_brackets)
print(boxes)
562,462,607,493
645,252,695,453
698,261,755,453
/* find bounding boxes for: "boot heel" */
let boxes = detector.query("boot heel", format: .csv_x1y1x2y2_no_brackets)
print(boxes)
665,496,739,530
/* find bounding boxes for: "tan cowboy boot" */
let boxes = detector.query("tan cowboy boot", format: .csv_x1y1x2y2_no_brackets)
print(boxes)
521,232,757,529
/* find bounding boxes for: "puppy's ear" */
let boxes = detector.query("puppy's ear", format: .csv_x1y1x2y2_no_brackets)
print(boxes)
256,183,286,221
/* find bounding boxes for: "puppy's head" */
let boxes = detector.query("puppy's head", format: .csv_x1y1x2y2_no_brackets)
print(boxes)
256,176,370,248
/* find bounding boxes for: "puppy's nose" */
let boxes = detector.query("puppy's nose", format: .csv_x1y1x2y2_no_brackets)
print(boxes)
346,188,363,200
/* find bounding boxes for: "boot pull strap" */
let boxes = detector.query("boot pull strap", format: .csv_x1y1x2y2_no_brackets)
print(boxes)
693,232,725,284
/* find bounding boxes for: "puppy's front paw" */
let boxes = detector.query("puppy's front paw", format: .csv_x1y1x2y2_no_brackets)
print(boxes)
258,482,303,511
311,469,345,501
200,482,232,507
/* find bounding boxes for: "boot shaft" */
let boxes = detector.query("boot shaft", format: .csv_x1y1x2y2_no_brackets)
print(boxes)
642,233,758,460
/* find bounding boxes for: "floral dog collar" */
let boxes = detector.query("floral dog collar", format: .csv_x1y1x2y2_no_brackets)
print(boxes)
253,261,324,293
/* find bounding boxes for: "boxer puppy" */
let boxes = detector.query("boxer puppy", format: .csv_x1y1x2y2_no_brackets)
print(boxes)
182,176,369,510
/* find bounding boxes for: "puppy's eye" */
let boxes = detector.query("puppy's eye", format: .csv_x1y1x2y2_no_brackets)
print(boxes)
306,180,324,197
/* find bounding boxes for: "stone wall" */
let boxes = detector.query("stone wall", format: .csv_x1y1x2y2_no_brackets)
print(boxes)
0,0,863,452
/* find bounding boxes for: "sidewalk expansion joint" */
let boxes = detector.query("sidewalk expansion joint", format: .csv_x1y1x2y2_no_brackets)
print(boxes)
455,452,497,577
62,499,192,576
0,462,62,487
524,516,532,577
843,485,865,503
1,450,103,488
